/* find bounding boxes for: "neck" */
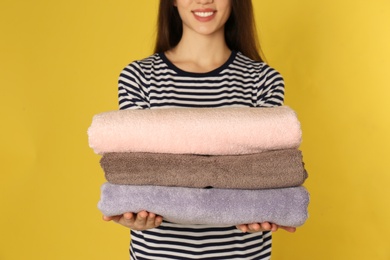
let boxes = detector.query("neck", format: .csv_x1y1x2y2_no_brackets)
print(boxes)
165,30,231,72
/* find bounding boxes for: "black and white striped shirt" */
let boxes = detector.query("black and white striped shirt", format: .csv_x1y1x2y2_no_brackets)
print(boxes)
118,51,284,260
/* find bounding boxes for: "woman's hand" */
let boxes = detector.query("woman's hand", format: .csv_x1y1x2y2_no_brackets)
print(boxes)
236,222,296,233
103,211,163,230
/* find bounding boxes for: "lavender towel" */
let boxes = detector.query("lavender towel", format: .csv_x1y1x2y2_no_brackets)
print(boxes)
98,183,309,227
88,106,302,155
100,149,308,189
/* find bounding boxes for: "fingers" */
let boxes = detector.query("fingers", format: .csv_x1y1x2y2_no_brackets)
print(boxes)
271,223,279,232
134,210,148,227
103,211,163,231
260,222,271,231
103,215,122,222
263,223,279,232
103,215,113,221
279,226,296,233
236,222,296,233
122,212,136,226
132,211,163,230
236,224,248,233
236,223,268,233
248,223,262,232
149,213,162,227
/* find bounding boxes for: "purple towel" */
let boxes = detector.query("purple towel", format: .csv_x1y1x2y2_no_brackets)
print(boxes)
98,183,309,227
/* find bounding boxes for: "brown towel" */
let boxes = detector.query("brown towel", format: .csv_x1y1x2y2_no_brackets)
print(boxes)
100,149,308,189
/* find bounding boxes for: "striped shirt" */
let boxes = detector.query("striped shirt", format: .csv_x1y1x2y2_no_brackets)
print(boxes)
118,51,285,260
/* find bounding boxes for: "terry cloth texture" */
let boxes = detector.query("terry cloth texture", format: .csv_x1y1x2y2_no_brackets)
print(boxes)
88,106,301,155
100,149,308,189
98,183,309,227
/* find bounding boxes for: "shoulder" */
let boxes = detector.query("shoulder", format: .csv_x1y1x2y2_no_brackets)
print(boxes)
234,52,283,80
121,53,165,73
119,53,170,83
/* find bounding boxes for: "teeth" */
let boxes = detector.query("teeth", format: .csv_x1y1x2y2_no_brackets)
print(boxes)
194,12,214,17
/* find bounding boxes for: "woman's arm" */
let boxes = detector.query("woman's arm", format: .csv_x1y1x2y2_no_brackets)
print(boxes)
237,65,295,233
103,63,163,230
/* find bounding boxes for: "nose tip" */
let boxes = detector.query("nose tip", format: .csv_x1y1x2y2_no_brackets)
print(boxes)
196,0,214,4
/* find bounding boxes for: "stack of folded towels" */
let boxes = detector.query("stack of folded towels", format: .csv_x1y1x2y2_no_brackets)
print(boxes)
88,106,309,227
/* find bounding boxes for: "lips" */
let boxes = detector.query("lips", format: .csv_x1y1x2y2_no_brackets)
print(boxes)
192,8,216,22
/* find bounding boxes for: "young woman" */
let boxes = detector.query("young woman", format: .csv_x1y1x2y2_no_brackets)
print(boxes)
104,0,296,259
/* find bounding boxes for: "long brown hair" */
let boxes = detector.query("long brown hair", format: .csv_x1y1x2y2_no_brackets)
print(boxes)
154,0,264,61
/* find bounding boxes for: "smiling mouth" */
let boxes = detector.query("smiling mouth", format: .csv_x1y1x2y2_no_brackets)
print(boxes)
193,11,215,17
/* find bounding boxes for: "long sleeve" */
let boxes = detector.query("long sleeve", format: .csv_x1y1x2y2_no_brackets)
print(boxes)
118,62,150,110
256,64,285,107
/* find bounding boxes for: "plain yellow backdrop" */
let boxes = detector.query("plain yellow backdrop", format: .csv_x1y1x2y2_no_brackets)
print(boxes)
1,0,389,259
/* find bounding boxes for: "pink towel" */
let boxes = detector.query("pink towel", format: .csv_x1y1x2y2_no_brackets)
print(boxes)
88,106,301,155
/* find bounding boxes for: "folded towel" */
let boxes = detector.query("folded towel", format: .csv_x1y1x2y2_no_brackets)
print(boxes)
88,106,301,155
100,149,308,189
98,183,309,227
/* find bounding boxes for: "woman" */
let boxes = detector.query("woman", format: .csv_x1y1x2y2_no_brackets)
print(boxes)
104,0,296,259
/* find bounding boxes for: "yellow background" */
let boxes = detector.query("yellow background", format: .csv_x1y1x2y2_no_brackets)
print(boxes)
1,0,389,259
